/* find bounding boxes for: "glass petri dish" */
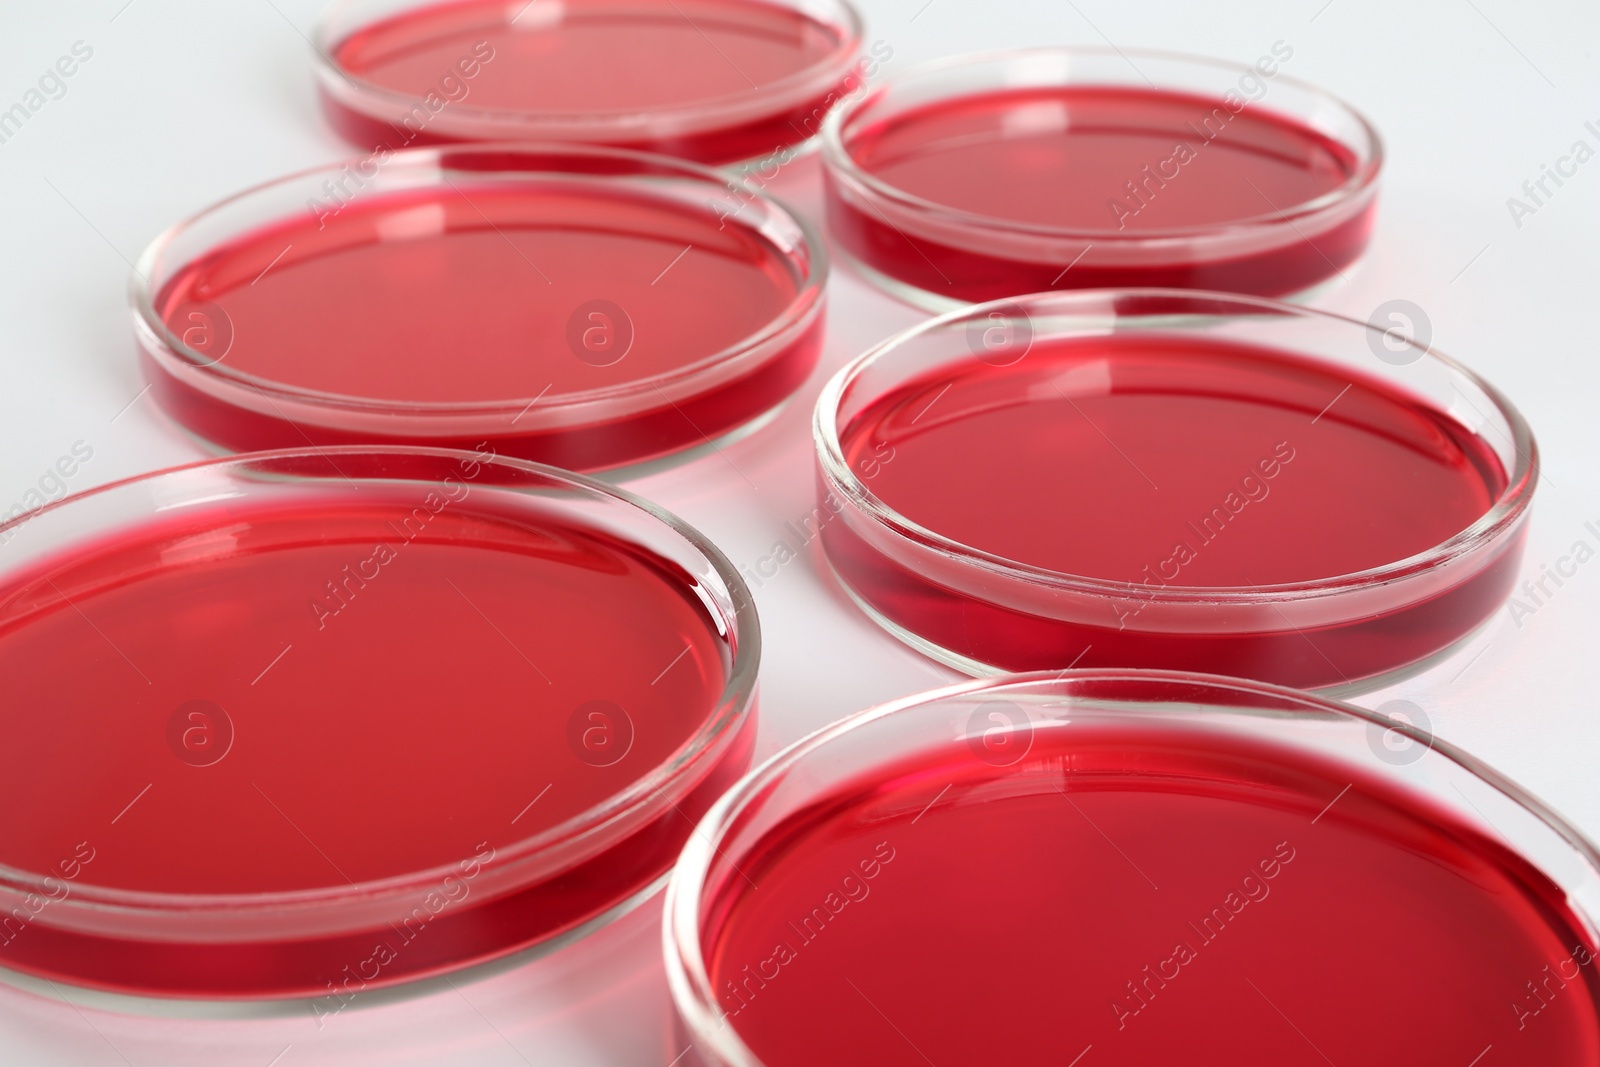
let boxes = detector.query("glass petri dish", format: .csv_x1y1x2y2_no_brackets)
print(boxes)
131,144,826,473
814,290,1536,691
0,447,757,998
667,671,1600,1067
314,0,867,166
821,47,1382,309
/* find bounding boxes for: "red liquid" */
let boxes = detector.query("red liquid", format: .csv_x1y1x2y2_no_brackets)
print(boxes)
703,723,1600,1066
148,180,820,470
324,0,858,164
828,86,1375,301
828,333,1518,687
0,485,749,996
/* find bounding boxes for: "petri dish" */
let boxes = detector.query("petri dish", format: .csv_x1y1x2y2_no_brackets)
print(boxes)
814,290,1536,691
666,672,1600,1066
313,0,867,166
821,47,1382,308
0,447,757,998
131,144,826,473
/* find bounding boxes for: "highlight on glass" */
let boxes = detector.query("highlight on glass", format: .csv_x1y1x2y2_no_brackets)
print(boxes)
0,447,757,997
822,47,1383,308
314,0,869,165
666,671,1600,1066
131,143,827,473
814,289,1535,691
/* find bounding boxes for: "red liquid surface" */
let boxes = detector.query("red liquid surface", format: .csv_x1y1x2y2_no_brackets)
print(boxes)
704,722,1600,1066
828,333,1517,687
0,485,746,995
149,181,819,470
828,86,1374,300
325,0,857,163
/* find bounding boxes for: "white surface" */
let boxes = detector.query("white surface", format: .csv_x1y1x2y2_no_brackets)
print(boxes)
0,0,1597,1062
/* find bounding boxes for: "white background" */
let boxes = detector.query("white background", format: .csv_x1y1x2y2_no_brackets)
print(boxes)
0,0,1596,1063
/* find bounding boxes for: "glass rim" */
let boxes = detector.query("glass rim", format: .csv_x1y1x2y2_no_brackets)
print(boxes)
663,668,1600,1067
0,445,761,922
310,0,867,136
820,44,1385,243
813,288,1538,603
129,141,829,419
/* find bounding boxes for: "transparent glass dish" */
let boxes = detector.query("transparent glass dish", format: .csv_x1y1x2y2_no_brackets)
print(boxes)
814,289,1535,691
131,143,826,473
822,47,1383,309
314,0,867,166
0,447,758,998
666,671,1600,1066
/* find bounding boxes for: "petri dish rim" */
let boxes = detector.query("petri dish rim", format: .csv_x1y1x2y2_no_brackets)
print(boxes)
310,0,867,144
813,287,1538,605
663,669,1600,1067
0,445,760,926
819,44,1386,244
129,141,829,420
